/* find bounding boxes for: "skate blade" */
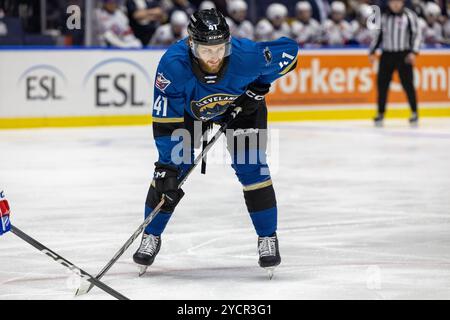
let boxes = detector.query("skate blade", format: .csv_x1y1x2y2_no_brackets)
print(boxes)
374,121,383,128
75,280,93,296
264,267,276,280
138,265,149,277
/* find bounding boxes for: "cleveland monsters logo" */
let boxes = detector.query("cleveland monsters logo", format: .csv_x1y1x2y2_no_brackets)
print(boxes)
190,93,238,121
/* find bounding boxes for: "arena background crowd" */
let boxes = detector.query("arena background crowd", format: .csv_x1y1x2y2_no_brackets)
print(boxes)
0,0,449,48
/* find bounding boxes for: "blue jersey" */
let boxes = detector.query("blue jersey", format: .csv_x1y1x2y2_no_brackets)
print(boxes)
152,37,299,165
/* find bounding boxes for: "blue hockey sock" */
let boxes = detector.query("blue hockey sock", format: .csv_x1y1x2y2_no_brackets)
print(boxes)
144,205,172,236
249,207,277,237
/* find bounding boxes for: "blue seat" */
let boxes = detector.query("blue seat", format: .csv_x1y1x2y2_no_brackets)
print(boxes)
0,17,24,45
24,34,56,45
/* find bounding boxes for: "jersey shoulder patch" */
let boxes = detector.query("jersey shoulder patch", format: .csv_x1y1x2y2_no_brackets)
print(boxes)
157,40,192,93
155,72,171,92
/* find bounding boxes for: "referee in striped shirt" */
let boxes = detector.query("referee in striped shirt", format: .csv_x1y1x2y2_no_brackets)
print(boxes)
369,0,421,126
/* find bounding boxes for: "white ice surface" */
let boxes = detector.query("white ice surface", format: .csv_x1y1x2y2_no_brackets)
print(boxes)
1,119,450,300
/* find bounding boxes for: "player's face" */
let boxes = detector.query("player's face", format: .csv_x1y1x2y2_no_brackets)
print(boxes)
426,14,438,24
297,10,311,22
388,0,404,13
196,43,227,73
331,11,345,22
231,10,247,22
271,16,285,28
172,24,184,36
104,1,118,13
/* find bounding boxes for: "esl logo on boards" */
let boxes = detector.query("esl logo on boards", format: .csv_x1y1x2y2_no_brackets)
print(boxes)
83,58,152,108
18,65,66,101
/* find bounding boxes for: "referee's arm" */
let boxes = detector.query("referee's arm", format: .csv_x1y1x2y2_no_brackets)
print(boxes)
368,28,382,63
405,9,421,64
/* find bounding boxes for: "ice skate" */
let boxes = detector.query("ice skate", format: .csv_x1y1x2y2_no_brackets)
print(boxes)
258,233,281,279
133,233,161,276
373,113,384,127
409,112,419,127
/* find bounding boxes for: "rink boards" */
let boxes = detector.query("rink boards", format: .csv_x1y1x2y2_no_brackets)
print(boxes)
0,47,449,129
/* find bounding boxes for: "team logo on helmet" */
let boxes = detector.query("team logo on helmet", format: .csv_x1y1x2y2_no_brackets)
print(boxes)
190,93,238,121
155,72,171,92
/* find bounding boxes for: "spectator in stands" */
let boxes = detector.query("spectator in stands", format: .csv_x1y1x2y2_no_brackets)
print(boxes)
225,0,254,40
419,1,444,45
322,1,353,45
126,0,165,46
150,9,188,45
254,18,274,41
291,1,322,45
443,5,450,45
411,0,427,18
255,3,291,41
96,0,142,48
305,0,331,23
350,3,377,45
167,0,196,20
198,1,216,10
348,0,373,20
0,10,6,36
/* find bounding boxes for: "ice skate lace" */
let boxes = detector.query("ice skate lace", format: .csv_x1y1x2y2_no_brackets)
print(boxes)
258,236,277,257
138,235,159,256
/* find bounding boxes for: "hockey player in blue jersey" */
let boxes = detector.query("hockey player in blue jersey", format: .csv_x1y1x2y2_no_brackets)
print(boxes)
133,8,298,277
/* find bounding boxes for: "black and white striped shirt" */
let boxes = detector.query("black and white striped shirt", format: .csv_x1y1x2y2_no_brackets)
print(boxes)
370,7,421,54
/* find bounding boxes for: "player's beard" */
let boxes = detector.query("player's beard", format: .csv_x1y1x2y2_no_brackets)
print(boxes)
198,58,225,74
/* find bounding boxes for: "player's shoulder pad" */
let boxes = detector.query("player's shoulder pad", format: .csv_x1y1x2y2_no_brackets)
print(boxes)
257,37,299,73
155,40,192,94
229,37,265,75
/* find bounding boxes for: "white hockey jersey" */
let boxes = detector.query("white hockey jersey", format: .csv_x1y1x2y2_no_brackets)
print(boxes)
150,23,188,46
255,19,291,41
418,18,444,45
322,19,353,45
444,20,450,40
291,18,322,45
225,17,254,40
96,8,142,48
350,20,376,46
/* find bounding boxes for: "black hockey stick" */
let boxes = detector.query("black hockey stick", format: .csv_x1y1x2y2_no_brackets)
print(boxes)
75,107,242,296
10,225,129,300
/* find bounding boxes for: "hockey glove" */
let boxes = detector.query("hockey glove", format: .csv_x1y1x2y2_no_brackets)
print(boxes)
154,162,185,212
232,82,271,116
0,191,11,236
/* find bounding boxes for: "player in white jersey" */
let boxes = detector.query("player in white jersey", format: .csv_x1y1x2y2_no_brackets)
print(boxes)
225,0,254,40
418,2,444,46
350,4,377,46
291,1,322,45
150,10,189,46
444,19,450,44
96,0,142,48
254,19,274,41
0,191,11,236
255,3,291,41
322,1,353,45
198,0,216,11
